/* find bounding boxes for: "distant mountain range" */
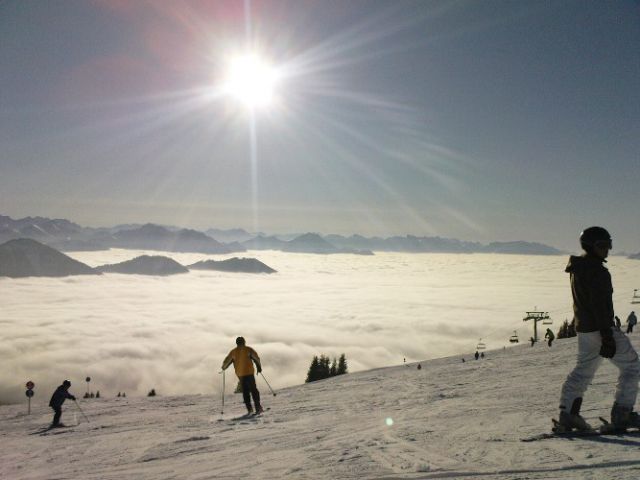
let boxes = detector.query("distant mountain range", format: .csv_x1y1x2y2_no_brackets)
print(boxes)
0,239,277,278
0,213,576,256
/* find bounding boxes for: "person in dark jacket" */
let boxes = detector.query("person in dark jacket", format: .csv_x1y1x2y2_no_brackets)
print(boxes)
545,328,555,347
49,380,76,427
556,227,640,432
627,311,637,334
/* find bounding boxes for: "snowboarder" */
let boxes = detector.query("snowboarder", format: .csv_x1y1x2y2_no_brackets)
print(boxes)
222,337,264,415
626,311,637,334
474,351,479,360
545,328,555,347
557,227,640,432
49,380,76,427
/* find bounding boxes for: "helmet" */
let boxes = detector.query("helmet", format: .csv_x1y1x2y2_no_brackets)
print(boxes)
63,380,71,387
580,226,612,250
235,336,246,346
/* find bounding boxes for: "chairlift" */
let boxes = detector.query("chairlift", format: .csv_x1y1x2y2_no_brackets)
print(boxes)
632,289,640,305
542,314,553,325
476,338,486,350
509,331,519,344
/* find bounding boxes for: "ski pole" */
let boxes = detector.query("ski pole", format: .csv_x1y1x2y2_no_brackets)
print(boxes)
73,399,90,423
260,372,276,397
220,370,226,415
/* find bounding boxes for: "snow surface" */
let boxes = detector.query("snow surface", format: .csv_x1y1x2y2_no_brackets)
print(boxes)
3,335,640,479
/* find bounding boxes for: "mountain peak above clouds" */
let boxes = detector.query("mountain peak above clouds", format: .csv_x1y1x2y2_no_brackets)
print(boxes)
0,238,98,278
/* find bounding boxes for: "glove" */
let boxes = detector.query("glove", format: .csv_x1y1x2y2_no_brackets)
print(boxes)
70,395,76,401
600,329,616,358
257,365,262,374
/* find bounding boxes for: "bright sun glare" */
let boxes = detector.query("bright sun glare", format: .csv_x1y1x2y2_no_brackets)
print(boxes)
224,54,279,109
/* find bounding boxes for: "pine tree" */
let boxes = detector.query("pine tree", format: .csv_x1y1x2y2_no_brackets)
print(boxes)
337,353,348,375
557,319,569,339
319,355,331,380
305,355,320,383
568,318,577,337
330,358,338,377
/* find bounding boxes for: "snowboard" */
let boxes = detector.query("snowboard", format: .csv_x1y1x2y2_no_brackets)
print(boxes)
521,417,640,442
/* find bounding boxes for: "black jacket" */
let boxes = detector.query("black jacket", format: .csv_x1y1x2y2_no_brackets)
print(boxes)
565,254,614,333
49,386,75,409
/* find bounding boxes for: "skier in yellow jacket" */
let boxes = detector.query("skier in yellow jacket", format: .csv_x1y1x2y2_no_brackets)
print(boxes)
222,337,263,415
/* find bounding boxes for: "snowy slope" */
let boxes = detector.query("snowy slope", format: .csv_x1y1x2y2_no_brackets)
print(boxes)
3,336,640,479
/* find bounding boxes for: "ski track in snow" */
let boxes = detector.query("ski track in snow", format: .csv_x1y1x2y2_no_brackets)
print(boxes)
4,337,640,479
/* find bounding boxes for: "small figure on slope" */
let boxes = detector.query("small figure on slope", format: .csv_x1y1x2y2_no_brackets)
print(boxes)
556,227,640,432
49,380,76,427
222,337,264,415
474,351,479,360
530,337,535,347
545,328,555,347
627,311,637,334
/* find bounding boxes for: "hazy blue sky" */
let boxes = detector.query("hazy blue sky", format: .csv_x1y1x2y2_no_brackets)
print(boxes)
1,1,639,251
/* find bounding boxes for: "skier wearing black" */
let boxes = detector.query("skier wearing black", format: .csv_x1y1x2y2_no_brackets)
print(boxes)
49,380,76,427
557,227,640,432
545,328,555,347
222,337,263,415
627,311,637,334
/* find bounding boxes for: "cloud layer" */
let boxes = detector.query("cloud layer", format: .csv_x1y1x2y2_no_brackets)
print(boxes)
1,249,637,405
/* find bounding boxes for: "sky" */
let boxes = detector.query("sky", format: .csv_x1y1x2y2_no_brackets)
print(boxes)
1,0,639,251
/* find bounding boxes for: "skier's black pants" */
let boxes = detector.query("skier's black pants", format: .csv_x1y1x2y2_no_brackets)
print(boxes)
240,375,261,411
52,406,62,426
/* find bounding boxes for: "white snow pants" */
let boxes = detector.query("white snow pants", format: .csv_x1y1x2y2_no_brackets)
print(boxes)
560,329,640,410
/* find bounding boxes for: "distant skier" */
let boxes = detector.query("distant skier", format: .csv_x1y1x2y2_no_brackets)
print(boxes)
545,328,555,347
222,337,264,415
556,227,640,432
615,316,622,329
530,337,535,347
480,352,485,359
474,351,479,360
627,311,637,334
49,380,76,427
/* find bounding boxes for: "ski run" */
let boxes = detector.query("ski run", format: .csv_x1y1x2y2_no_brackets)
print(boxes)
4,335,640,479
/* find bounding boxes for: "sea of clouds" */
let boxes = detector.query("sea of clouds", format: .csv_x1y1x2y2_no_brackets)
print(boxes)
1,249,637,405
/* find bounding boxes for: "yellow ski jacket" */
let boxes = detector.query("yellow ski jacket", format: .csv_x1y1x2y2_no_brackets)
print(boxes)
222,345,261,377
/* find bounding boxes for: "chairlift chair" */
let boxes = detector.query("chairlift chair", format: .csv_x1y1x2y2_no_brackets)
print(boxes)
542,314,553,325
476,339,486,350
632,289,640,305
509,331,519,343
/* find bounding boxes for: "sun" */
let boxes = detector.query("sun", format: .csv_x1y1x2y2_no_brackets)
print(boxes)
223,54,279,109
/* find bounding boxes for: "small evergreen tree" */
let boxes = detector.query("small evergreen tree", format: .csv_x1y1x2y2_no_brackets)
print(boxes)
330,358,338,377
306,355,320,383
337,353,348,375
319,355,331,379
568,318,577,337
557,319,569,339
